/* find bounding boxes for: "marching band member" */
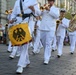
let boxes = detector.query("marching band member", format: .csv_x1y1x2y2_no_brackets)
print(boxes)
6,10,19,58
29,16,35,48
6,9,19,56
9,0,40,74
68,12,76,54
52,35,57,51
39,0,60,65
56,9,70,58
7,41,12,52
9,46,18,58
5,10,13,52
32,16,43,54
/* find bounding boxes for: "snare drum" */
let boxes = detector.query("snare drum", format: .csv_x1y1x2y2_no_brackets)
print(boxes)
8,23,32,46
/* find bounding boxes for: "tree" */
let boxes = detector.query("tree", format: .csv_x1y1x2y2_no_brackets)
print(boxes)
65,8,72,19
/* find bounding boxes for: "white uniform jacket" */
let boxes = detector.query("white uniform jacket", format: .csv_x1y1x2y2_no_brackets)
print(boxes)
10,0,40,24
39,5,60,31
68,31,76,36
56,18,70,38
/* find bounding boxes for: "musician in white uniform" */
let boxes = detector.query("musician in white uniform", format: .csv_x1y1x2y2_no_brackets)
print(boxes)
52,35,57,51
56,9,70,58
6,10,19,56
6,10,13,52
8,16,19,58
9,0,40,74
68,12,76,54
39,0,60,64
33,16,43,54
29,16,35,48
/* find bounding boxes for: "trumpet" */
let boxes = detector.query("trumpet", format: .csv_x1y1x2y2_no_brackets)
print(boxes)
44,4,50,8
40,4,50,10
56,16,64,30
5,9,12,15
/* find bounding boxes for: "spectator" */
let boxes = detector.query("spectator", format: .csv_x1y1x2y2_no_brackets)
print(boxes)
0,24,5,43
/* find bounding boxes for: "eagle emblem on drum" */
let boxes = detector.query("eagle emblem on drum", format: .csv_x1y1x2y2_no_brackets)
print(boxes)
13,28,26,42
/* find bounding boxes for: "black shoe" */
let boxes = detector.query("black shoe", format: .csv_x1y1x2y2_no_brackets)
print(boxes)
52,49,57,52
70,52,74,55
6,44,9,46
26,64,30,68
44,62,48,65
43,60,49,65
44,63,48,65
57,55,61,58
7,50,11,53
9,55,14,59
32,51,36,55
52,50,55,52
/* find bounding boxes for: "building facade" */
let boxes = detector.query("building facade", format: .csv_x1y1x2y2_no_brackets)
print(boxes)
0,0,75,26
38,0,71,11
37,0,46,5
55,0,71,10
0,0,15,26
0,0,7,25
71,0,76,13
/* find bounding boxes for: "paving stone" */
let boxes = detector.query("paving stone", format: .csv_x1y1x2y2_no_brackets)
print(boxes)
0,45,76,75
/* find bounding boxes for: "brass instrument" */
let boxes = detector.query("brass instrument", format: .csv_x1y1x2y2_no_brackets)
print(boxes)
68,15,76,32
56,17,63,30
56,20,60,30
44,4,50,9
40,4,50,11
5,9,12,15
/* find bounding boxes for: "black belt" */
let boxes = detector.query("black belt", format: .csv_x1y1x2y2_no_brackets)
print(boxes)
17,13,36,20
17,13,31,18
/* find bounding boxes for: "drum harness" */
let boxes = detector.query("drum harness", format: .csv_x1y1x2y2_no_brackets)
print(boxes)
16,0,36,21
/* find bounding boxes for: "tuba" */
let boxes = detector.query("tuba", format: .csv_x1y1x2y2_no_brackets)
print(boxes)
67,15,76,32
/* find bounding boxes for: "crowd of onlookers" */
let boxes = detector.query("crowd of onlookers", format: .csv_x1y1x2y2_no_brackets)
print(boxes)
0,24,8,45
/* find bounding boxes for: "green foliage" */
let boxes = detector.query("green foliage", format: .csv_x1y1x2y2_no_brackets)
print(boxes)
65,12,72,19
60,3,65,8
65,8,72,19
55,1,72,19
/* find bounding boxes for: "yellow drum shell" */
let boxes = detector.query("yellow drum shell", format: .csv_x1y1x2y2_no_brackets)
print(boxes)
8,23,32,46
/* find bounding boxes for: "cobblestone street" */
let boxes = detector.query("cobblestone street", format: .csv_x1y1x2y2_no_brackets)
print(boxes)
0,44,76,75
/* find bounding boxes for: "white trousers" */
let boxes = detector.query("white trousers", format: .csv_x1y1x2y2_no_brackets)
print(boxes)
17,44,30,68
8,41,12,52
10,46,18,56
69,35,76,52
40,30,54,61
52,35,57,50
33,29,42,53
16,46,21,56
57,36,64,55
29,42,33,48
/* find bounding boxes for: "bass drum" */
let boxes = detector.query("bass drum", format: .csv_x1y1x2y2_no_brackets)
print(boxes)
8,23,32,46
